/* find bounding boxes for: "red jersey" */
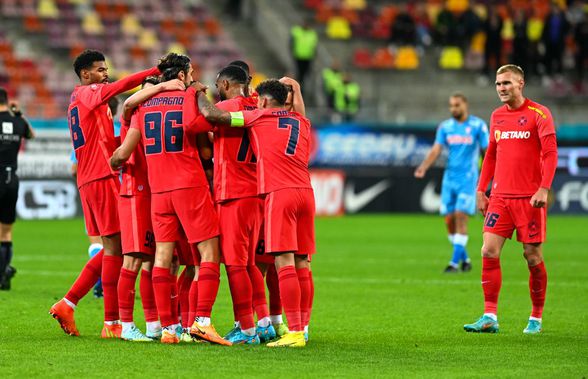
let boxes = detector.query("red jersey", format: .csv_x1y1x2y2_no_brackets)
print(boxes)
233,108,312,194
481,98,557,197
213,96,258,202
131,86,211,193
120,114,150,197
68,67,159,188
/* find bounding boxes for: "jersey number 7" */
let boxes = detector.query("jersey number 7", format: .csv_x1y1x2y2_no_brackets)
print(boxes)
278,117,300,156
144,111,184,154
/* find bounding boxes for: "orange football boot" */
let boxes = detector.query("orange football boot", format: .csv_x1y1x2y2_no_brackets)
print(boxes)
190,321,232,346
49,299,80,336
101,323,122,339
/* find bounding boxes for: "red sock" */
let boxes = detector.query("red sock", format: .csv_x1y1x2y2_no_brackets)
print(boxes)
178,268,193,328
102,255,123,321
308,269,315,326
482,257,502,315
188,279,198,326
296,267,311,328
226,265,255,330
249,264,269,320
152,267,174,327
65,249,104,304
140,269,158,322
267,264,282,316
196,262,220,318
529,261,547,318
170,273,179,325
277,265,301,332
117,268,138,323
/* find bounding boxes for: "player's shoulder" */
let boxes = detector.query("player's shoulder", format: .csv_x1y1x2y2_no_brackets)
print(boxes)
467,115,487,128
525,99,552,120
438,118,454,130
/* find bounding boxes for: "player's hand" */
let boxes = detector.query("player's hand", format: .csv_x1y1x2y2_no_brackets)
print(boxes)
414,166,426,178
530,187,549,208
279,77,300,91
9,101,21,115
476,191,489,215
160,79,185,92
189,81,208,94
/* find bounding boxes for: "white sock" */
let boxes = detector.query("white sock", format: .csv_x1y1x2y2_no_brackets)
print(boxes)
122,322,135,333
270,315,283,325
171,323,181,332
257,316,271,328
234,321,241,329
242,327,256,336
104,320,120,326
196,316,211,327
146,321,161,334
529,316,542,322
453,234,468,247
304,325,309,334
63,298,76,310
448,234,455,244
484,313,497,321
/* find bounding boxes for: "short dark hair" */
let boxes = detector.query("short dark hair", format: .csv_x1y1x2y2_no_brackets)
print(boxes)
450,92,468,103
0,87,7,105
217,65,248,85
228,60,250,75
158,53,191,82
255,79,288,106
142,76,160,87
73,49,106,78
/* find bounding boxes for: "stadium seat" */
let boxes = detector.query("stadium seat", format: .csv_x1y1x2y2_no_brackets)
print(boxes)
121,14,142,36
372,47,395,69
344,0,367,11
326,16,352,40
353,48,372,68
82,11,103,35
439,46,464,69
37,0,59,18
395,46,419,70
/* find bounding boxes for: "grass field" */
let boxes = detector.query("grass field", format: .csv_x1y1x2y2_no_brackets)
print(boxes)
0,215,587,378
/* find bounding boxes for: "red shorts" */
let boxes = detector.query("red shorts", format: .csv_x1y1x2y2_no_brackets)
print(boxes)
175,235,200,266
118,194,155,255
264,188,316,255
254,220,274,265
217,196,264,266
151,186,219,244
79,176,120,237
484,196,547,243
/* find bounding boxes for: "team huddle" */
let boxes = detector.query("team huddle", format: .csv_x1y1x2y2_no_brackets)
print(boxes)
49,50,314,347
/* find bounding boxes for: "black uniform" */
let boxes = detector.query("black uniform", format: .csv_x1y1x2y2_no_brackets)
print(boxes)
0,110,32,224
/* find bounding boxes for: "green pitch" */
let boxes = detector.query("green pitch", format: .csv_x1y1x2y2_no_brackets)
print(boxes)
1,215,587,378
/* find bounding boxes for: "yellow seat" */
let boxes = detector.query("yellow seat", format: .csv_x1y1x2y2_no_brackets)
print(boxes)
439,46,464,69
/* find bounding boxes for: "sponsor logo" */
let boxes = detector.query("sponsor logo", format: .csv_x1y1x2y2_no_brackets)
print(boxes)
557,181,588,211
420,181,441,213
310,170,345,216
446,135,473,145
2,122,13,134
16,180,78,219
494,130,531,141
344,180,391,213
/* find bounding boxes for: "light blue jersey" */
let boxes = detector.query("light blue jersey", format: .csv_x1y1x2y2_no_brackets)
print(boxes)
436,115,489,215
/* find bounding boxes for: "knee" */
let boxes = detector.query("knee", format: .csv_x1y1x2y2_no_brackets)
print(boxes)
481,244,500,258
523,247,543,266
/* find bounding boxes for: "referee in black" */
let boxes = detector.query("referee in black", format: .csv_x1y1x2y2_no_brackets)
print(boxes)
0,87,34,290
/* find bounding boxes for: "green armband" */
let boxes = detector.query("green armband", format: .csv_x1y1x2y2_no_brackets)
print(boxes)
230,112,245,127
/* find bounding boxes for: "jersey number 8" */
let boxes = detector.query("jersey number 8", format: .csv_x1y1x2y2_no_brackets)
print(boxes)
68,107,85,150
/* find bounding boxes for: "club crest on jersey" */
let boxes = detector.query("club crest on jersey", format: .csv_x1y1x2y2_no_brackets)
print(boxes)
518,116,527,126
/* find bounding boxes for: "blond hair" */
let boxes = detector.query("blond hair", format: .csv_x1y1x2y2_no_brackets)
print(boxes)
497,64,524,79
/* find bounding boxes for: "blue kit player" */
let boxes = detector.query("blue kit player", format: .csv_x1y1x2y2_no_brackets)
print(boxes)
415,93,489,273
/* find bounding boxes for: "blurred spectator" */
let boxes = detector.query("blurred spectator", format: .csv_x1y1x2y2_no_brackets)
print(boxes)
436,5,479,50
542,3,570,78
573,6,588,90
436,6,459,46
413,3,433,48
290,19,319,89
322,60,343,111
482,6,503,77
512,9,529,75
225,0,242,20
334,72,361,122
527,10,545,78
389,4,416,46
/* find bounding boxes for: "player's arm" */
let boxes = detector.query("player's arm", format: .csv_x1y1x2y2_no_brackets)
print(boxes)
414,143,442,178
110,126,141,168
194,84,233,126
10,101,35,139
476,138,497,215
85,67,160,110
280,77,306,117
530,109,558,208
122,79,185,122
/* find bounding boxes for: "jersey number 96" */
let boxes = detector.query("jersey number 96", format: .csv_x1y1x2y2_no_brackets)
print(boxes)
144,111,184,155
